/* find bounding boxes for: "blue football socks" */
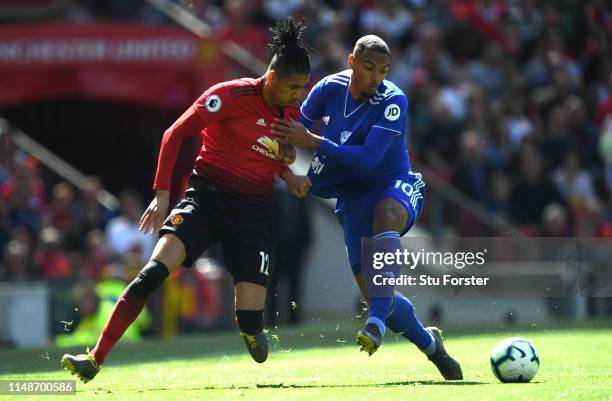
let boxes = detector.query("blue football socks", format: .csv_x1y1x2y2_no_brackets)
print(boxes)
366,230,402,336
386,292,436,355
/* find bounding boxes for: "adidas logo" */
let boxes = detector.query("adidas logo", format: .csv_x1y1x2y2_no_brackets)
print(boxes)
256,118,266,126
322,116,330,125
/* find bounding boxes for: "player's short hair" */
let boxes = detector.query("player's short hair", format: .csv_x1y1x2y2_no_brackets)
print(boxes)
353,35,390,57
268,17,314,77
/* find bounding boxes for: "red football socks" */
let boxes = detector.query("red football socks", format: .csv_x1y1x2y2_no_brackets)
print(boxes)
91,288,146,365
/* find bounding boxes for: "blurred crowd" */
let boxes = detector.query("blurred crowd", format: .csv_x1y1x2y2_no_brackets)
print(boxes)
0,121,156,282
1,0,611,284
54,0,612,237
234,0,610,238
235,0,610,238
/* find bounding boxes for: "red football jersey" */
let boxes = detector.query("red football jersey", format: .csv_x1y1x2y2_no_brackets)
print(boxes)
154,76,299,199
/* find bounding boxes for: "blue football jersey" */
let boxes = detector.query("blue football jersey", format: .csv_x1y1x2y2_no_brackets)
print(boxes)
300,70,412,198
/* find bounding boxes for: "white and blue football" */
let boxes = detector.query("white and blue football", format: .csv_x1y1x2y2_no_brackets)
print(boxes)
490,337,540,383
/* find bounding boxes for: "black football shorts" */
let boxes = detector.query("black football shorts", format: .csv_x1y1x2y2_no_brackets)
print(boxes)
160,175,273,287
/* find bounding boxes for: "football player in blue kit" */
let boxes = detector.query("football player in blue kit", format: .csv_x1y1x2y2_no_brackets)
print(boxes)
271,35,463,380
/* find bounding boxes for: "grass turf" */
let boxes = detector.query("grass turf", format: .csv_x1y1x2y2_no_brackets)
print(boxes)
0,322,610,401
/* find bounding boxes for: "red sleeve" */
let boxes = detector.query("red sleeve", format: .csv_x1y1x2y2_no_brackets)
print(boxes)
153,105,205,190
153,84,236,191
193,83,236,126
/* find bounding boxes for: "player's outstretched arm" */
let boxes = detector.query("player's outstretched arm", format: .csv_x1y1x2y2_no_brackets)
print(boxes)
139,190,170,234
272,118,396,175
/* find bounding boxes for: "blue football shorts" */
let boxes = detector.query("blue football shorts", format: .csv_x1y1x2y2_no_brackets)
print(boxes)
335,171,425,275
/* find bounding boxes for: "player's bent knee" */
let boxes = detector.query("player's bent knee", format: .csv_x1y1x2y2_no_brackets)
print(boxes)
373,199,408,233
127,260,170,298
236,310,264,335
151,234,186,273
372,210,407,234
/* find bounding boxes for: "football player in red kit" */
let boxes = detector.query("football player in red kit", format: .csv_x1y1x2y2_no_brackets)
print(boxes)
61,18,314,383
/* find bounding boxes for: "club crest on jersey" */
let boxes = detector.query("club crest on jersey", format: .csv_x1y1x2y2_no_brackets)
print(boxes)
384,104,401,121
252,135,279,159
340,130,353,144
205,95,222,112
322,116,330,125
256,118,266,126
171,214,184,225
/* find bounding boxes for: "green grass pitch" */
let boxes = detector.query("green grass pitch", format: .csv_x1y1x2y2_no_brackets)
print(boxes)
1,322,610,401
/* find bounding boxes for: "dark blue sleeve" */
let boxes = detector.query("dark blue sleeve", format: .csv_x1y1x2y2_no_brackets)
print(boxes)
299,79,326,129
319,126,396,174
317,94,407,174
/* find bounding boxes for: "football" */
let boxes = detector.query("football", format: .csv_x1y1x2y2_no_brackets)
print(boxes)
490,337,540,383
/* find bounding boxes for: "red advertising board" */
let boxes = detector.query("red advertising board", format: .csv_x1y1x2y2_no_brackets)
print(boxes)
0,23,227,107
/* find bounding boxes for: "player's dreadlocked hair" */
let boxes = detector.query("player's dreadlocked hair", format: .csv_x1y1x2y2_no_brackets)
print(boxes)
268,17,314,76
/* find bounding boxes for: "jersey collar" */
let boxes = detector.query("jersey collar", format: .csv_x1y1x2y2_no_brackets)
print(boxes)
344,74,368,118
